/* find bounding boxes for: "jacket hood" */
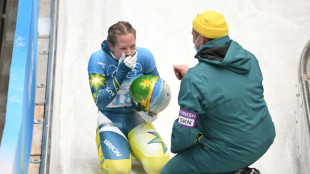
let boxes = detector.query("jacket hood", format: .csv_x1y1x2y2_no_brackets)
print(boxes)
195,36,251,74
101,40,110,54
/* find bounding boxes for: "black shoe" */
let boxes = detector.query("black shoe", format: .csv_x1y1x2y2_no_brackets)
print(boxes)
235,167,260,174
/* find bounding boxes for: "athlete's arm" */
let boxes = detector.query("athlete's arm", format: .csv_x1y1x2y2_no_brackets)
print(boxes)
144,66,159,76
89,60,132,110
139,47,159,76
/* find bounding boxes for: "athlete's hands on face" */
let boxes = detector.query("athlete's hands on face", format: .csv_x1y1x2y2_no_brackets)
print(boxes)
123,50,137,69
173,65,189,80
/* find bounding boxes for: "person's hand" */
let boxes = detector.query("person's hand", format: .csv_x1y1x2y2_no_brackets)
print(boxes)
124,50,137,69
173,65,189,80
139,111,158,123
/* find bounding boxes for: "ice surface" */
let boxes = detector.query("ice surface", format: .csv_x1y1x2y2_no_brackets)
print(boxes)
49,0,310,173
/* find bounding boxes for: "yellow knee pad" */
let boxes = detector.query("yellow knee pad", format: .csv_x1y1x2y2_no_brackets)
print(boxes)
96,128,132,174
128,123,170,174
99,159,131,174
140,156,170,174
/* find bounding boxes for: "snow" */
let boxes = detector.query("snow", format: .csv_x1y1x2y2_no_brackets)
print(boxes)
49,0,310,173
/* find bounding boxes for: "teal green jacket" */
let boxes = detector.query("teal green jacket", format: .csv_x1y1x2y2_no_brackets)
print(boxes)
171,35,275,165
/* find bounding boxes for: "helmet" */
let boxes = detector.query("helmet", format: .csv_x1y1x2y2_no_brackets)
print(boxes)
130,75,171,114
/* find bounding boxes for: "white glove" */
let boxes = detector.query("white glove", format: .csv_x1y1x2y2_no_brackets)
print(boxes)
118,53,126,65
124,50,137,69
139,111,158,123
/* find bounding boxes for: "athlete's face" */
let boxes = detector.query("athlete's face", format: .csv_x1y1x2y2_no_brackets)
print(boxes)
110,33,136,59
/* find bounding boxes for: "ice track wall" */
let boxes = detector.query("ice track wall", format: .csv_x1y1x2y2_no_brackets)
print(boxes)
0,0,38,173
296,40,310,173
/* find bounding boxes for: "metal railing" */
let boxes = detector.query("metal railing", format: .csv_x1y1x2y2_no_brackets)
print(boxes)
40,0,58,173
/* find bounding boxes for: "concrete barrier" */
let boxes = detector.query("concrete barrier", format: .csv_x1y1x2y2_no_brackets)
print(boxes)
0,0,38,173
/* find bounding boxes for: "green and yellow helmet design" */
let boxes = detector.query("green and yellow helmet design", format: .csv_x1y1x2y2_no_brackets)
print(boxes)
130,75,171,114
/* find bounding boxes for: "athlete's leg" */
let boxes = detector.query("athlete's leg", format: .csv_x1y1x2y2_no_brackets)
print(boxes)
128,122,170,174
96,111,131,174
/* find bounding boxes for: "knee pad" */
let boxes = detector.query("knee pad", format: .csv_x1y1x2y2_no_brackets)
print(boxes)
128,123,170,159
140,156,170,174
96,128,132,174
128,123,170,174
99,159,131,174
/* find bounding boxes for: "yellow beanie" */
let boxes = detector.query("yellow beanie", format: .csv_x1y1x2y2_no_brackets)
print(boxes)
192,11,229,39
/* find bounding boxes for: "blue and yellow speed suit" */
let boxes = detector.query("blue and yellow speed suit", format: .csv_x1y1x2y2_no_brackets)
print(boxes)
88,41,170,174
